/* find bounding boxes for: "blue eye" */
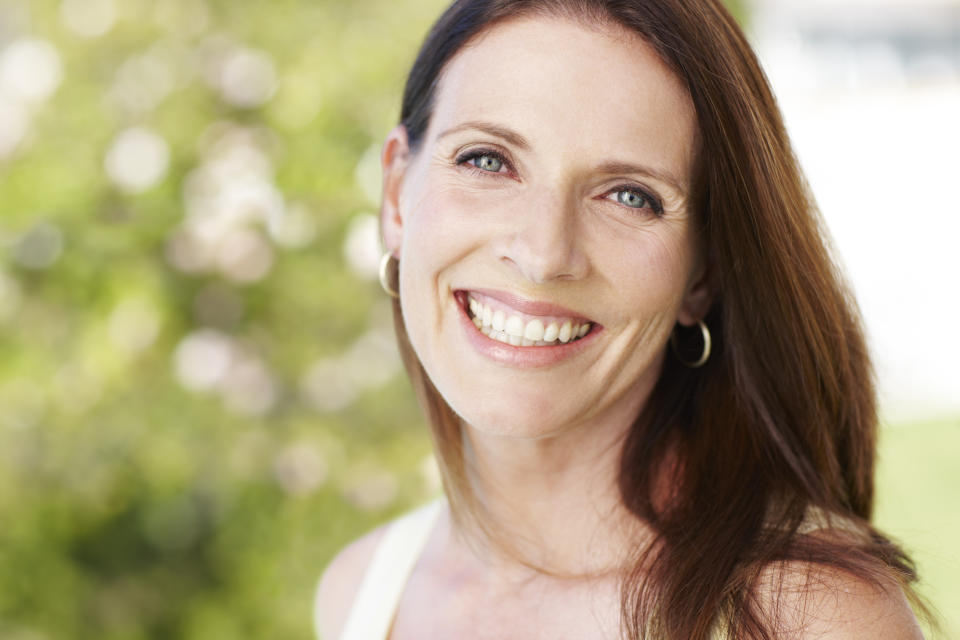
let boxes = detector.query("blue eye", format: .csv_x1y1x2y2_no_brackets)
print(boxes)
457,149,508,174
471,153,503,172
610,185,664,215
617,189,648,209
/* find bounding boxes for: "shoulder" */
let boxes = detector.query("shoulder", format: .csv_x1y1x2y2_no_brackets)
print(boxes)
314,499,445,640
755,558,923,639
313,524,389,640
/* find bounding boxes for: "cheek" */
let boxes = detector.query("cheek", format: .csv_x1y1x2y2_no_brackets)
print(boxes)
395,188,474,361
405,171,486,221
398,180,511,299
597,225,696,316
402,170,518,241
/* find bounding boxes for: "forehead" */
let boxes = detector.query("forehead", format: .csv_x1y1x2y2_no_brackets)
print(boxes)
427,15,697,179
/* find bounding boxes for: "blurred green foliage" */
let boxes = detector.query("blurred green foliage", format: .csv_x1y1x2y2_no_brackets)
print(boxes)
0,0,449,637
875,420,960,638
0,1,955,639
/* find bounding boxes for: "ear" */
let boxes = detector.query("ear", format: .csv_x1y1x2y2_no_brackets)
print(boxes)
380,125,411,258
677,259,713,327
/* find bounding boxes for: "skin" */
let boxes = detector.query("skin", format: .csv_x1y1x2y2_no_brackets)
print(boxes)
317,16,924,640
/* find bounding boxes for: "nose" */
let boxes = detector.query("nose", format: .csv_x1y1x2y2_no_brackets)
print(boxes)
499,189,589,283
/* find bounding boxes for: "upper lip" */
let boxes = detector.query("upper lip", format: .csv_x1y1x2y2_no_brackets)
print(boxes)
458,287,596,322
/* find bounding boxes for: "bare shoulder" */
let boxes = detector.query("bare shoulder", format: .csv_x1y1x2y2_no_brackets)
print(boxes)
313,524,389,640
756,559,924,639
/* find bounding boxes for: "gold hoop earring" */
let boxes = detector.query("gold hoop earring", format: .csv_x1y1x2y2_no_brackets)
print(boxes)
379,253,399,299
671,320,711,368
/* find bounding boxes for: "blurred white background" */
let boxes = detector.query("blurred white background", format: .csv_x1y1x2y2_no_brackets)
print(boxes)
752,0,960,422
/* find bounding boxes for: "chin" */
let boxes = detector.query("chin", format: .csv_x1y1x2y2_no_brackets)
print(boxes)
444,383,588,441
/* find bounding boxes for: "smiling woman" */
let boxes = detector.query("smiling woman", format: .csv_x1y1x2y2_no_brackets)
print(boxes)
315,1,930,639
389,17,703,445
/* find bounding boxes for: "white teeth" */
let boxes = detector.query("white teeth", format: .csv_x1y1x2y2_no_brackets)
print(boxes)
466,295,593,347
523,319,545,341
543,322,559,342
492,309,505,332
505,315,524,338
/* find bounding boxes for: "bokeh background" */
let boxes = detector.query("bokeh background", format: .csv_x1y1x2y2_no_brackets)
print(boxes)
0,0,956,639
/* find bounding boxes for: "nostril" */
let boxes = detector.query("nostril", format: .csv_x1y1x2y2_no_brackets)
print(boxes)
500,229,588,284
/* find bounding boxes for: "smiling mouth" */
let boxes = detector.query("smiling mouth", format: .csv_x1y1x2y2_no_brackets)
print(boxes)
456,290,596,347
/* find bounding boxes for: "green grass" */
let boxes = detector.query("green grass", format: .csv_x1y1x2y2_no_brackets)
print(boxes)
875,417,960,638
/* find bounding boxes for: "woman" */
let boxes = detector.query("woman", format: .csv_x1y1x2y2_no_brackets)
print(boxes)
317,0,928,638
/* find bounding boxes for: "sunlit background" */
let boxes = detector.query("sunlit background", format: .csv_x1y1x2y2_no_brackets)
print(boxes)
0,0,956,638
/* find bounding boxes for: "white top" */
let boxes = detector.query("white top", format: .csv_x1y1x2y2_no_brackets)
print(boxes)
317,499,444,640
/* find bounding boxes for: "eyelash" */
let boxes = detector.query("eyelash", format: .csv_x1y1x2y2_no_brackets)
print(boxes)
454,148,664,215
455,148,511,176
607,184,664,216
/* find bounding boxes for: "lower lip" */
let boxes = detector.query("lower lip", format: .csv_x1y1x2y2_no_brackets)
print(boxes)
456,299,601,368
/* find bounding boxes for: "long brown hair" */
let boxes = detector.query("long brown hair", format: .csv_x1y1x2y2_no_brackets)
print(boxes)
387,1,925,637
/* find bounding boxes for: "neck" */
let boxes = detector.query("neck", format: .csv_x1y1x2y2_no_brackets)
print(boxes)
455,400,653,580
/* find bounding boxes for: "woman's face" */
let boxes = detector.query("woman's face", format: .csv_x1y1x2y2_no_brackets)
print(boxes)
382,16,706,439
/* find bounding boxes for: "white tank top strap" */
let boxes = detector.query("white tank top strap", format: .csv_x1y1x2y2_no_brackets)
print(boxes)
331,497,444,640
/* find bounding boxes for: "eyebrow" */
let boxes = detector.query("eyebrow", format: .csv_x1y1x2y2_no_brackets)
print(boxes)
595,161,686,195
437,120,531,150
